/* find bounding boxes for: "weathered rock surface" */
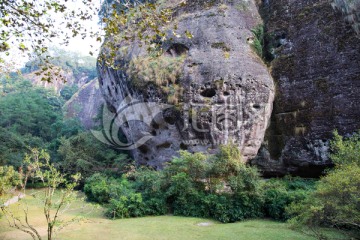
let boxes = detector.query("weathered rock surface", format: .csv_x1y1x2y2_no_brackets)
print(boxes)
252,0,360,177
63,79,105,129
98,0,275,168
24,69,91,95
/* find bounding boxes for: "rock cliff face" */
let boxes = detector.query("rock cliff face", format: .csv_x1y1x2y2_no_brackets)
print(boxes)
24,65,102,129
25,69,91,95
97,0,275,168
252,0,360,176
63,79,104,129
97,0,360,176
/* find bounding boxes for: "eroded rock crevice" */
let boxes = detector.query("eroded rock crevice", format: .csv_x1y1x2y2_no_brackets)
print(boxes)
97,0,275,169
252,0,360,176
97,0,360,177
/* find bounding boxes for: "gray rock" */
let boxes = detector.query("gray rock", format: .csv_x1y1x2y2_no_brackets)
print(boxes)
97,0,275,168
252,0,360,176
63,79,105,129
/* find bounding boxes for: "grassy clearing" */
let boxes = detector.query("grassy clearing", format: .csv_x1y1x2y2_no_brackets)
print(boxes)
0,190,348,240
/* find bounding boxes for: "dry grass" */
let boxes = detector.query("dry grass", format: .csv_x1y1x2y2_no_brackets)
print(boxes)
127,55,185,104
127,55,185,87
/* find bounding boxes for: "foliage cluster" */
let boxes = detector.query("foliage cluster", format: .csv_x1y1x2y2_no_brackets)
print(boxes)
0,76,128,183
58,132,132,182
287,131,360,237
263,177,315,221
84,144,317,223
250,24,265,59
85,144,265,223
0,80,65,166
0,166,22,196
0,0,98,75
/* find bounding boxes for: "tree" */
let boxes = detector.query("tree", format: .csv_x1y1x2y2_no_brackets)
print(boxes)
0,0,191,76
57,132,128,181
0,0,98,74
0,149,82,240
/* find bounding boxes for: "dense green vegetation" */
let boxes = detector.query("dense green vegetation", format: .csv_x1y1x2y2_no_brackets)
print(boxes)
0,69,359,239
0,72,126,182
1,188,346,240
83,145,316,224
0,79,65,166
81,133,360,238
287,131,360,237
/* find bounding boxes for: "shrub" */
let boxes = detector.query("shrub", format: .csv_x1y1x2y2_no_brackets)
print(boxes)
84,173,111,203
58,132,123,181
132,168,168,215
84,173,132,204
330,130,360,167
250,24,265,59
88,144,265,223
85,170,167,218
263,178,315,221
162,146,264,223
288,164,360,232
287,131,360,236
0,166,21,196
106,193,145,219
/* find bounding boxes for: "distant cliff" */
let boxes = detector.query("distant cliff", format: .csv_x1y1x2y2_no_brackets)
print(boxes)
23,57,103,129
63,79,104,129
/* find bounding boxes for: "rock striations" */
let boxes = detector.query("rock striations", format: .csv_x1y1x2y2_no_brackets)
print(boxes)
97,0,274,168
252,0,360,176
97,0,360,176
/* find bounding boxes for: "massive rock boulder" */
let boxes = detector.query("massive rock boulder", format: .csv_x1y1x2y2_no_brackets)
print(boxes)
63,79,105,129
97,0,275,168
252,0,360,177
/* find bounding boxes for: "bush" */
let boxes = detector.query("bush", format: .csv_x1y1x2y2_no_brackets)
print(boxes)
85,171,167,218
330,130,360,167
84,173,132,204
58,132,124,181
106,193,145,219
287,131,360,236
85,144,265,223
263,178,315,221
0,166,21,196
132,168,168,215
250,24,265,59
161,145,264,223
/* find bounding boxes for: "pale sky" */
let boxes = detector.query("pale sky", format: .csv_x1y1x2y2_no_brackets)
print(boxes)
1,0,104,70
53,0,103,55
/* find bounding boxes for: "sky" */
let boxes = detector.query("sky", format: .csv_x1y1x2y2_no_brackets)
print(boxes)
1,0,104,71
53,0,103,55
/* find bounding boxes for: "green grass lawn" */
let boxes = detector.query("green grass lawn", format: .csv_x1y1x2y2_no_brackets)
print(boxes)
0,191,348,240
